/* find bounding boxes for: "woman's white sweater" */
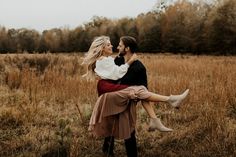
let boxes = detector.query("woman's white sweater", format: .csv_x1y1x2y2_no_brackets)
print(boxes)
94,56,129,80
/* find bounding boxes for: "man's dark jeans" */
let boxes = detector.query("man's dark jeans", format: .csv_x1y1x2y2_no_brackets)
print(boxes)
103,131,137,157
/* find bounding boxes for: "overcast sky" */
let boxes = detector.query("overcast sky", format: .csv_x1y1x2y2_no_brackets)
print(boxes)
0,0,157,32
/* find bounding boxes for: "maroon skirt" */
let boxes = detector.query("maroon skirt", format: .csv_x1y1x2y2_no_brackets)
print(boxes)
97,79,129,96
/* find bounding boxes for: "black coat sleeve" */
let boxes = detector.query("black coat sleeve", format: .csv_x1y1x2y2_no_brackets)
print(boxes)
114,56,148,88
119,60,148,88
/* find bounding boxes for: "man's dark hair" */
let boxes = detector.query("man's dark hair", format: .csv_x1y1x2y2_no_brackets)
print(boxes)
120,36,138,53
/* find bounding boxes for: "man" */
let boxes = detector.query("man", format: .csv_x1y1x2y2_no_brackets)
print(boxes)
102,36,147,157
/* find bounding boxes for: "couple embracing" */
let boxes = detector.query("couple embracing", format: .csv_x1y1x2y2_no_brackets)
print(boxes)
82,36,189,157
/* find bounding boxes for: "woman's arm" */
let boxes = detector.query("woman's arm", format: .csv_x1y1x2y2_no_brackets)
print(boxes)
95,55,137,80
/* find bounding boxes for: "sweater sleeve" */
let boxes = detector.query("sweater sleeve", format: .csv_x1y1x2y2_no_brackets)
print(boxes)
94,56,129,80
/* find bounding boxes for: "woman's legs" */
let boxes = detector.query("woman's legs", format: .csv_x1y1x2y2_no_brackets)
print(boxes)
141,101,157,118
140,89,189,132
146,89,189,108
142,101,173,132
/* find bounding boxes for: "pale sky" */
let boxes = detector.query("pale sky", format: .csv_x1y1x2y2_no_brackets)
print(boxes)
0,0,157,32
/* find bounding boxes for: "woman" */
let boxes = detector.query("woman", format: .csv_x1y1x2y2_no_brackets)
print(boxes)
82,36,189,139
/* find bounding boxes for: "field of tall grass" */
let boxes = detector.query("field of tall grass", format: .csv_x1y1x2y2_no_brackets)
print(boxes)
0,53,235,157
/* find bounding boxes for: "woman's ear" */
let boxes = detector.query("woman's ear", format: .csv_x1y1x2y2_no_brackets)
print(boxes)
101,47,104,55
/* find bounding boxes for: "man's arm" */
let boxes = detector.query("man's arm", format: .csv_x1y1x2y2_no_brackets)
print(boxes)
114,56,147,87
119,60,148,88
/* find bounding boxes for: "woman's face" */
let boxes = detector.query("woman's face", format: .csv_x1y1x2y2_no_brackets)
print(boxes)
102,40,113,56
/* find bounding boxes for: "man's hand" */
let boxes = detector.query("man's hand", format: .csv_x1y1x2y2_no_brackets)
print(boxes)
95,74,102,80
130,54,137,62
127,54,138,65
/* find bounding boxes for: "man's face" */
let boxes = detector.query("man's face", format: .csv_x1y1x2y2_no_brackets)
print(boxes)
117,40,126,56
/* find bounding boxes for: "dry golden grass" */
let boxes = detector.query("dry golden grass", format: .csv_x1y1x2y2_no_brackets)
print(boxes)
0,53,236,157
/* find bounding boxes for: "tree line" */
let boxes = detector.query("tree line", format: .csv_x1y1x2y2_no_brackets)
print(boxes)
0,0,235,55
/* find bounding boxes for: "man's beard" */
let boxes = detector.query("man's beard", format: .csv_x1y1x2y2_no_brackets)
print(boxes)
119,51,127,56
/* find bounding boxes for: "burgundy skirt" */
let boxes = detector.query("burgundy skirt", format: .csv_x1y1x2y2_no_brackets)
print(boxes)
97,79,129,96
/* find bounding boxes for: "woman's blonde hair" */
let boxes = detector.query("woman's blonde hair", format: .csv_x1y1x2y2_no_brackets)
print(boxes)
82,36,110,79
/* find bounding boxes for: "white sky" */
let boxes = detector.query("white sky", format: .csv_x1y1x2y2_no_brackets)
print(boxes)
0,0,157,32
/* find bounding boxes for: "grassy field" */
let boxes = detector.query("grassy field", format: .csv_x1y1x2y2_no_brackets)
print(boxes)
0,53,236,157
